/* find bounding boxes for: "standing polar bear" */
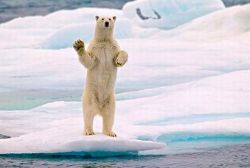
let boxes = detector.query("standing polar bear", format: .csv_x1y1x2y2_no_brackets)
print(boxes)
73,16,128,137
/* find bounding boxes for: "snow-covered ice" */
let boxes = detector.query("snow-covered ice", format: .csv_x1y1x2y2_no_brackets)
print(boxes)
0,129,165,156
153,4,250,41
123,0,225,29
0,1,250,156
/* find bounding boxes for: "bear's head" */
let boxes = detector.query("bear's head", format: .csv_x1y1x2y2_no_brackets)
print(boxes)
95,16,116,31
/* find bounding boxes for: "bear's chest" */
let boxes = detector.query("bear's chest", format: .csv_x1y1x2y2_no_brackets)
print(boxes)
90,43,119,69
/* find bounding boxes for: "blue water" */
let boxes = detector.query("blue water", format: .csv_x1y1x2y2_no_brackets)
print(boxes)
138,112,250,126
0,0,133,23
0,143,250,167
139,132,250,155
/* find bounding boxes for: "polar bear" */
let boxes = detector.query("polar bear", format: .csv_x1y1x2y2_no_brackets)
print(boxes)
73,16,128,137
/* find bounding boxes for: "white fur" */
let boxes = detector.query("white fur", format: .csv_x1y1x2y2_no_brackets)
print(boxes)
73,16,128,137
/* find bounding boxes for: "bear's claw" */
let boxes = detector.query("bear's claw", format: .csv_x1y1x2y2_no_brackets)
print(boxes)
116,59,125,66
104,132,117,137
85,131,95,136
116,62,123,66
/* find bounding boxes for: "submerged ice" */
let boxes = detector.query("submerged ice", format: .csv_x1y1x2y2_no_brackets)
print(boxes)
0,0,250,156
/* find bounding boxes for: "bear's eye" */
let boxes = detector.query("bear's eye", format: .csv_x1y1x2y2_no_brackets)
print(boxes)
102,18,104,21
109,18,111,21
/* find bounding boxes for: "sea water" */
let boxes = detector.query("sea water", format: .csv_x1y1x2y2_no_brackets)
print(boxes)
0,143,249,168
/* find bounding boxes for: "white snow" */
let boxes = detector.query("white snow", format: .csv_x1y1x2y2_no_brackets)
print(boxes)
0,1,250,156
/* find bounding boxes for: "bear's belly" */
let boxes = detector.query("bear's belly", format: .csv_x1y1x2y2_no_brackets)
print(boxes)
85,45,118,104
86,70,116,105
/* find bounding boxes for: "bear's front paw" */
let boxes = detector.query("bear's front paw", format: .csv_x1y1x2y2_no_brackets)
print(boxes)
73,39,84,51
116,57,125,66
115,51,128,66
104,131,117,137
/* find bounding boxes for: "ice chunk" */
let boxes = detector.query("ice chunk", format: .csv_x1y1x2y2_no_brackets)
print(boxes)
0,125,165,156
41,18,134,49
118,70,250,124
41,23,94,49
154,4,250,41
123,0,225,29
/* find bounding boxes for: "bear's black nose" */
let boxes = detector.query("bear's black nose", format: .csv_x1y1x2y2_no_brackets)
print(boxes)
105,21,109,27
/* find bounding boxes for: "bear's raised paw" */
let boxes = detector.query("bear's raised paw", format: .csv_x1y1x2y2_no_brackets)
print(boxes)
116,56,127,66
73,39,84,51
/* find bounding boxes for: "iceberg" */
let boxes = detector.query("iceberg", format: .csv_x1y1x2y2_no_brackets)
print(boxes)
123,0,225,29
153,4,250,41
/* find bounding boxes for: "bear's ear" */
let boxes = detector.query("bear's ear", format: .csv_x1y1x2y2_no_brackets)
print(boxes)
95,16,99,21
113,16,116,21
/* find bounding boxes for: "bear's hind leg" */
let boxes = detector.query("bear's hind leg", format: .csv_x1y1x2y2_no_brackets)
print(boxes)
102,95,117,137
83,96,98,136
84,111,95,136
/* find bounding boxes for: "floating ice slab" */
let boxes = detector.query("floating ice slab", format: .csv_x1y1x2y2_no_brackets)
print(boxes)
123,0,225,29
0,126,165,156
